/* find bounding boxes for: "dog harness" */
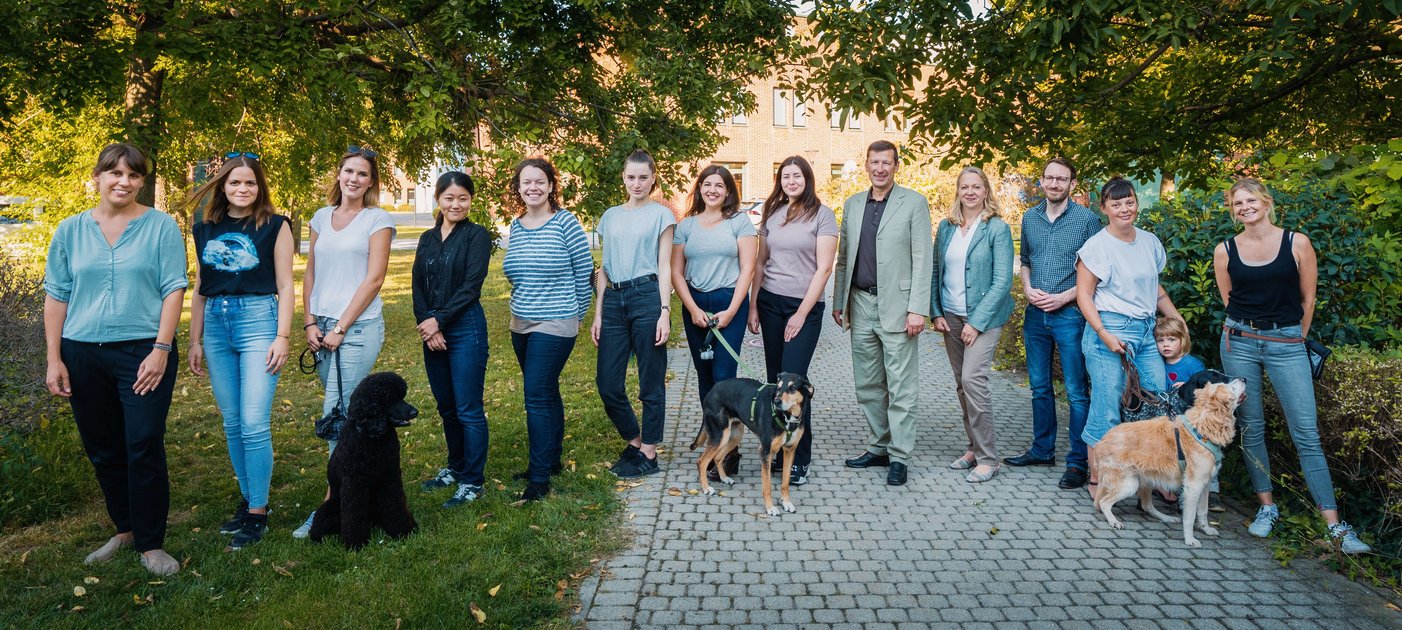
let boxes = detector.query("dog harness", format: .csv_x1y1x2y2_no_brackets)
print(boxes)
750,384,796,442
1174,414,1224,472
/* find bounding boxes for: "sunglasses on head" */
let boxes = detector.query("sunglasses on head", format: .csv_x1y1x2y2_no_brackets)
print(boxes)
225,151,260,160
347,145,378,159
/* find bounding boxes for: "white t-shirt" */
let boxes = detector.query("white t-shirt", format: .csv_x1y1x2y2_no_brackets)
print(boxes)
308,205,396,321
597,201,676,283
1076,227,1166,318
940,225,976,316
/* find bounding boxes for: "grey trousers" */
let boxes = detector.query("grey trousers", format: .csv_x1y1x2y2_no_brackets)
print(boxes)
941,313,1003,467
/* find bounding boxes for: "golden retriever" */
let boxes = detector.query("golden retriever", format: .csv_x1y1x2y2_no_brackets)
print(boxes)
1093,379,1246,547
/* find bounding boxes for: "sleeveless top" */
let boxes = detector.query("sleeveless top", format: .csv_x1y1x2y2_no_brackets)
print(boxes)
194,214,287,297
1224,230,1304,325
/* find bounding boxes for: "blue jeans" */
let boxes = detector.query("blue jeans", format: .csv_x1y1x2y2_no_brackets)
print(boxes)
1081,312,1165,447
680,286,749,401
1220,319,1337,510
1022,304,1091,471
316,316,385,453
596,279,668,445
204,294,281,510
423,304,490,486
512,330,578,483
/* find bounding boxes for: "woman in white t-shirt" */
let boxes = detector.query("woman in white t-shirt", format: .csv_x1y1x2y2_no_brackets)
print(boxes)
294,146,396,537
1075,178,1182,500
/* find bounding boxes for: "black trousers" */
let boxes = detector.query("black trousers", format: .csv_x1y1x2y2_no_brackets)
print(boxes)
755,288,824,467
61,338,177,552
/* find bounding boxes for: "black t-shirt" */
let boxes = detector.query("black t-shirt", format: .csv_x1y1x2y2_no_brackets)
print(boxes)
193,214,286,297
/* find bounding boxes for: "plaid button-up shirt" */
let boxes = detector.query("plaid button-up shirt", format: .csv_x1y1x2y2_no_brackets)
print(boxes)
1019,199,1103,296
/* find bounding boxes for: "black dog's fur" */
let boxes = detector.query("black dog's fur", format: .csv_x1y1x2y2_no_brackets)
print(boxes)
309,372,419,550
690,373,813,516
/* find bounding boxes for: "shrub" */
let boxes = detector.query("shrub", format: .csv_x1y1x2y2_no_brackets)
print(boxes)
994,281,1028,372
0,259,54,430
1139,182,1402,363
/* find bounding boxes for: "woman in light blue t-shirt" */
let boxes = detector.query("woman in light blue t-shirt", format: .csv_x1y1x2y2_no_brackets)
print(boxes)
590,150,676,479
671,164,757,401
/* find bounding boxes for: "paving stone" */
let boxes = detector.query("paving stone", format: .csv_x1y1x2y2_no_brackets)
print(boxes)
575,320,1402,629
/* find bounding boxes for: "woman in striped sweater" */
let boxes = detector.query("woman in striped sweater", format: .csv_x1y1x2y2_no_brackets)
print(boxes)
501,157,594,502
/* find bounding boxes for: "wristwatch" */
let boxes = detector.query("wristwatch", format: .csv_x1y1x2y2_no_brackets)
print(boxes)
332,325,346,335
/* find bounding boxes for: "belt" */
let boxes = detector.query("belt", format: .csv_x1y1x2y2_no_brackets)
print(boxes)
1232,318,1299,331
609,273,658,290
855,286,878,296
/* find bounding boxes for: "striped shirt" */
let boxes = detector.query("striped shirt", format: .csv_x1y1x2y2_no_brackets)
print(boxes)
502,210,594,321
1019,199,1102,295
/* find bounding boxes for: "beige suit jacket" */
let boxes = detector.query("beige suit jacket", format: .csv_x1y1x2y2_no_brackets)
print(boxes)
833,184,934,333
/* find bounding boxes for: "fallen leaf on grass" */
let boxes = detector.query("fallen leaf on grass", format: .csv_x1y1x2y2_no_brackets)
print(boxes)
83,577,99,585
495,484,506,491
554,580,568,600
73,586,86,597
488,584,501,597
528,525,541,531
251,558,261,565
69,606,84,613
469,602,486,624
272,565,293,577
147,581,165,585
585,473,597,480
20,549,30,564
567,460,577,472
476,523,488,531
509,499,527,507
191,527,201,533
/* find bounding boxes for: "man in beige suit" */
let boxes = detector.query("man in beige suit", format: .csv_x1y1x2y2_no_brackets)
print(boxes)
832,140,933,486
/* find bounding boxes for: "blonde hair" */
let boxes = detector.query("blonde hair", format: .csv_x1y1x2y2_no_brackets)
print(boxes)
946,166,1002,226
1154,317,1192,356
1227,177,1276,224
326,148,382,208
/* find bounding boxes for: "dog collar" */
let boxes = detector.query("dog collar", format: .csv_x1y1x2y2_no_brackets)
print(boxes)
752,384,795,440
1176,414,1224,465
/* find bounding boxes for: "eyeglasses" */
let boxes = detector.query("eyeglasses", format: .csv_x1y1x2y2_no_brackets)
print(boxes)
225,151,260,160
347,145,379,159
1041,176,1072,184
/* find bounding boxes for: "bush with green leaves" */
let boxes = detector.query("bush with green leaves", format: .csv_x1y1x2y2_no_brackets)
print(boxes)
0,260,54,430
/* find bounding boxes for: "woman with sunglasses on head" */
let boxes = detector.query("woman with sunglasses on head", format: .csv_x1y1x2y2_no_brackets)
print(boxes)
187,153,294,549
44,143,187,576
294,146,396,538
591,149,676,479
746,156,838,485
672,165,757,470
413,171,493,508
501,157,594,502
1214,177,1370,553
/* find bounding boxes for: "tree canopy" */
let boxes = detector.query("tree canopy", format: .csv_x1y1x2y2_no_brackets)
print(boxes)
806,0,1402,185
0,0,793,221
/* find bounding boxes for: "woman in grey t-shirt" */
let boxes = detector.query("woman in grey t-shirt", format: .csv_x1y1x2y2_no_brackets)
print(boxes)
672,164,757,402
591,150,676,479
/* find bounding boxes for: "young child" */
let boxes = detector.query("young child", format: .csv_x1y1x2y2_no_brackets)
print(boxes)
1156,317,1206,388
1154,318,1223,511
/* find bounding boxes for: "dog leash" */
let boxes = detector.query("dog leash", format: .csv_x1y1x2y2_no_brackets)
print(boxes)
703,313,765,382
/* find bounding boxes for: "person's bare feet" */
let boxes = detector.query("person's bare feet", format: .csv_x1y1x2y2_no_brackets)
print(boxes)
83,533,133,564
139,549,180,576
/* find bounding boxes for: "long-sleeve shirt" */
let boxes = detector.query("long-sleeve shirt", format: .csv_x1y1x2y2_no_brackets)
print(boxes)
412,219,492,326
44,208,188,343
502,210,594,321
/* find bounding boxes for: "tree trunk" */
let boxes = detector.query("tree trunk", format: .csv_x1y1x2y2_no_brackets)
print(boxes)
122,12,168,207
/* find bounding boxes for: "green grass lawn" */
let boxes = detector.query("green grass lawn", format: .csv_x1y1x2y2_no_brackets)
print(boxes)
0,250,646,628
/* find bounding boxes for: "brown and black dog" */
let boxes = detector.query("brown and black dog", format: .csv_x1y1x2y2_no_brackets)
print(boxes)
690,373,812,516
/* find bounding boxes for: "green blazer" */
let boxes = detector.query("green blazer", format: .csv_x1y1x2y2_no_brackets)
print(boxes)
833,184,934,333
929,216,1014,332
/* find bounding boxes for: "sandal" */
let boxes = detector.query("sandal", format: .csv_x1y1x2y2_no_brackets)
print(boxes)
966,465,1000,483
947,456,976,470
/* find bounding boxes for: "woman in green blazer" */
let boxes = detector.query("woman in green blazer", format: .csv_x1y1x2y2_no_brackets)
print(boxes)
930,167,1015,483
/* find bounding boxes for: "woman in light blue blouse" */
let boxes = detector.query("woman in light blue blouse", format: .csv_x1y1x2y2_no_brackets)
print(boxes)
43,143,188,576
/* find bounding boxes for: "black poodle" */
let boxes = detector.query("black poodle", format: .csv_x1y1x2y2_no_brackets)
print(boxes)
309,372,419,550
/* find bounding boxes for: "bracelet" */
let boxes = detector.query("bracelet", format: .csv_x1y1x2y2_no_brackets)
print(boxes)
660,305,671,311
303,323,319,330
152,342,173,352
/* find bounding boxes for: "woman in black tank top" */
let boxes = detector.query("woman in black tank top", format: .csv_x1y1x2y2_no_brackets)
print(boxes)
1212,178,1370,554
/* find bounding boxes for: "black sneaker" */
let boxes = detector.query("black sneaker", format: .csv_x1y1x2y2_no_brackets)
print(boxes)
615,454,660,479
1208,493,1226,513
420,468,457,492
788,464,809,486
443,483,484,508
512,462,563,481
521,482,551,502
228,513,267,550
609,445,641,474
219,499,250,535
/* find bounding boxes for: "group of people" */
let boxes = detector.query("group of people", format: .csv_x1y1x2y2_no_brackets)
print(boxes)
41,140,1369,578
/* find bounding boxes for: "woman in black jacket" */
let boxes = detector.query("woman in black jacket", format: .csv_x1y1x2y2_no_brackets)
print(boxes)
411,171,493,508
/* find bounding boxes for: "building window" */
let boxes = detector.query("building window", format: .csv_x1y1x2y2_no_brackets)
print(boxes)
716,161,747,199
830,164,846,179
885,117,899,132
793,98,807,127
731,110,748,125
830,106,861,130
407,189,416,205
772,89,789,127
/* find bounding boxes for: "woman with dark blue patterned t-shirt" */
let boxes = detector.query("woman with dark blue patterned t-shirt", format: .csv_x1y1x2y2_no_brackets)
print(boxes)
187,154,295,550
